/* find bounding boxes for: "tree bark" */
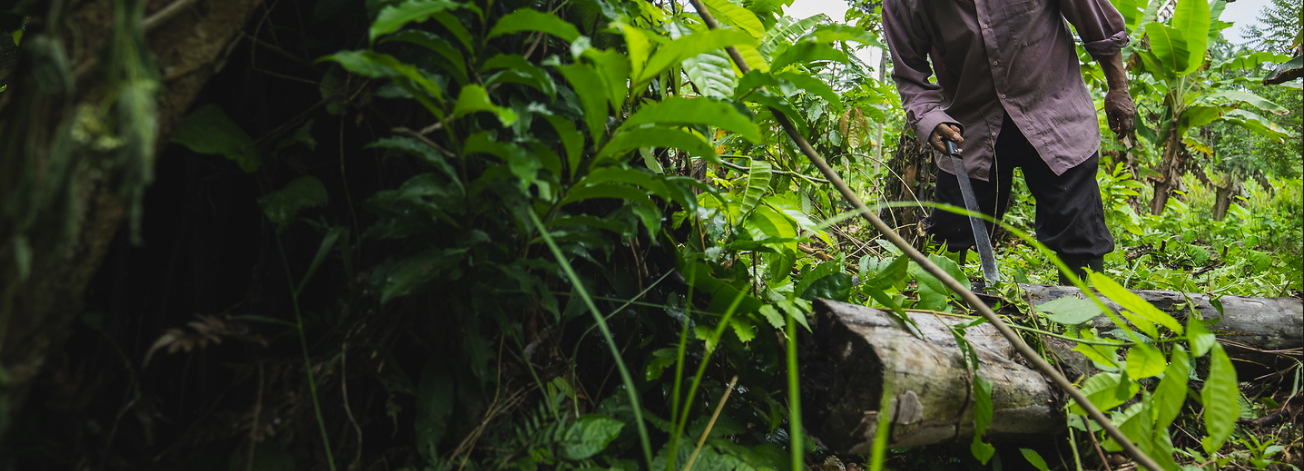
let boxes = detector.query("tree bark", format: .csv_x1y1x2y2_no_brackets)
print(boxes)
0,0,262,432
879,127,933,250
1149,125,1185,215
803,299,1063,454
804,287,1303,453
1211,179,1242,221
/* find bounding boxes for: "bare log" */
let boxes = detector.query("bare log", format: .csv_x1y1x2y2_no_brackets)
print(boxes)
803,299,1062,454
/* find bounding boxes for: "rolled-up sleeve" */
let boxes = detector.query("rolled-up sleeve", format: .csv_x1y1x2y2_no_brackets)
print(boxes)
883,0,959,142
1058,0,1130,59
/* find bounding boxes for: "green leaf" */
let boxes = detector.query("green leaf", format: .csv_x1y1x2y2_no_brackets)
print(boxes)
702,0,766,39
1069,372,1140,415
616,23,652,82
682,49,738,99
805,24,882,48
777,71,841,111
1153,345,1190,431
1202,90,1287,114
1019,448,1052,471
542,115,582,180
255,176,324,229
1219,109,1291,140
583,48,632,109
172,104,260,173
740,159,772,215
320,50,445,111
557,64,609,144
598,128,717,164
970,375,995,464
374,247,467,304
758,304,786,329
370,0,460,43
1169,0,1210,75
560,414,625,460
730,316,756,343
1089,272,1183,334
770,42,847,71
1036,296,1103,325
640,29,756,83
366,136,462,193
487,9,580,42
452,84,517,126
1144,22,1190,78
382,30,467,85
1126,342,1166,379
1201,344,1238,454
1187,315,1216,357
620,96,762,143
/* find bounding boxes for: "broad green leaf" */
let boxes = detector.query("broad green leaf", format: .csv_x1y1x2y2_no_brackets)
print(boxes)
1200,344,1238,454
777,71,840,111
382,30,467,85
1073,340,1121,368
1169,0,1210,74
598,128,717,164
620,97,762,143
1069,372,1140,415
557,64,609,144
805,24,881,48
683,49,738,99
172,104,260,173
800,269,853,302
1089,272,1183,334
320,50,446,110
452,85,516,126
740,159,772,216
431,11,474,53
585,48,631,108
703,0,765,39
758,304,786,329
770,42,847,71
1036,296,1103,325
370,0,460,43
542,115,582,179
560,414,624,460
616,23,652,81
640,29,755,83
745,205,798,243
761,14,826,57
1183,105,1223,128
1219,109,1291,140
1187,315,1216,357
581,167,672,201
1126,343,1166,379
366,136,462,193
1153,345,1190,430
487,9,580,42
483,54,556,98
1203,90,1287,114
970,376,996,464
258,176,328,231
374,247,467,303
1144,22,1189,78
561,182,655,208
729,316,756,343
1019,449,1052,471
734,43,769,72
1215,51,1290,72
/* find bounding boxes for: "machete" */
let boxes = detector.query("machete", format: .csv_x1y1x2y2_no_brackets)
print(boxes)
944,139,1001,286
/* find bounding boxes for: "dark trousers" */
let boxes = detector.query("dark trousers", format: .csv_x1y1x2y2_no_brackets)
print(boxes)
926,113,1114,265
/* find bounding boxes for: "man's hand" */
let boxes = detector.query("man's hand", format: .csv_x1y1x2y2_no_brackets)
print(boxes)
929,123,964,153
1104,88,1135,136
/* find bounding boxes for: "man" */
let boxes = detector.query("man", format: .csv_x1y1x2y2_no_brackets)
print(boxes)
882,0,1136,284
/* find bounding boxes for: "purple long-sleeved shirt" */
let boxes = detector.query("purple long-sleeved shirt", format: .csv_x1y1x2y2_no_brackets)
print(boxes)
883,0,1129,180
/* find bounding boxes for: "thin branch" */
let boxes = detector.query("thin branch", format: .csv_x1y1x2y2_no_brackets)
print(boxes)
717,155,831,184
144,0,202,32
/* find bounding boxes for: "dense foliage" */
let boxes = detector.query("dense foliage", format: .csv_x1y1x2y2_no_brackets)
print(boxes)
0,0,1298,470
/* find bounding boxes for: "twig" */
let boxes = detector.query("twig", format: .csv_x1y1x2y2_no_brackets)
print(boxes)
683,375,740,471
687,3,1167,470
718,155,830,183
393,127,457,159
144,0,202,32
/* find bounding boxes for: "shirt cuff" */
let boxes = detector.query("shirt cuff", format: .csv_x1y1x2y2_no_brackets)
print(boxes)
914,108,962,146
1084,30,1130,59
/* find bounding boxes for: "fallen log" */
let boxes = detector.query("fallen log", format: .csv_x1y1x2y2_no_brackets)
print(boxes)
803,287,1304,454
1018,284,1303,372
803,299,1061,454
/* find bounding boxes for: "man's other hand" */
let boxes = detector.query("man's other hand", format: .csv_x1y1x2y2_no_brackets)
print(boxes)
929,123,964,153
1104,89,1135,136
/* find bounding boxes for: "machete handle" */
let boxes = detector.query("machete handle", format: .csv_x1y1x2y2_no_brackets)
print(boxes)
944,139,960,156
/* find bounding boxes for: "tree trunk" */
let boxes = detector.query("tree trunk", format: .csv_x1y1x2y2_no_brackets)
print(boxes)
1150,126,1185,216
1211,179,1243,221
803,299,1063,454
0,0,262,432
879,127,933,250
804,288,1304,453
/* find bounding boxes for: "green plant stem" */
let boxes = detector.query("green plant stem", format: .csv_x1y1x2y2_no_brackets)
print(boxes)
672,288,748,469
785,308,803,471
667,267,695,471
686,3,1166,469
526,210,653,469
275,236,338,471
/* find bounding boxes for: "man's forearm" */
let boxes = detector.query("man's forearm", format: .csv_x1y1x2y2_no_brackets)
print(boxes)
1099,52,1128,91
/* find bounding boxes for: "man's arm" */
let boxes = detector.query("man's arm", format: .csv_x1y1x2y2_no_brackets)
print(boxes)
1099,52,1135,136
881,0,965,152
